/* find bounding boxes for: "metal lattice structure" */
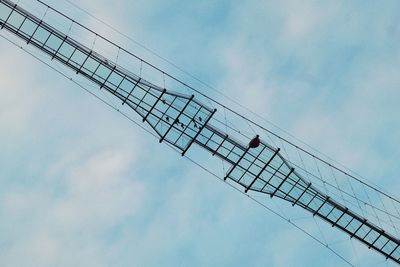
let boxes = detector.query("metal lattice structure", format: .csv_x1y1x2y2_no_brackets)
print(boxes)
1,0,399,264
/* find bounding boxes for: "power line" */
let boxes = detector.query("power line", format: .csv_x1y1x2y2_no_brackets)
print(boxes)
0,32,355,266
1,0,397,262
46,0,400,205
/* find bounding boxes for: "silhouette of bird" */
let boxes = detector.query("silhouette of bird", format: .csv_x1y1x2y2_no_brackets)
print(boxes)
248,135,260,149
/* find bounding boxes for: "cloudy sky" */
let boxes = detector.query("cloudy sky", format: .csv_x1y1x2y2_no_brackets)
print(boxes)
1,0,400,266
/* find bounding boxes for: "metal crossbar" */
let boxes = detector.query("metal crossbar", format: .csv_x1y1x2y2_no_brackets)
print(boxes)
1,0,399,264
159,95,194,143
245,148,280,193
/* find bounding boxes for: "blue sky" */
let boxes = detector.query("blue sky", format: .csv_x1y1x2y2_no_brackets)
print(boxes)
1,0,400,266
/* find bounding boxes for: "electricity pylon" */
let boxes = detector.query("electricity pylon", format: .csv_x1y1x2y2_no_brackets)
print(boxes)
1,0,399,264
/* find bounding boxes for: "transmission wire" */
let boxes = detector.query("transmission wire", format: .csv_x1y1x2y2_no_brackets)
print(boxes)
0,32,355,267
53,0,400,205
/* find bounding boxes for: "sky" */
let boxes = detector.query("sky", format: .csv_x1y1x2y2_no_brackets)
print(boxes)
1,0,400,266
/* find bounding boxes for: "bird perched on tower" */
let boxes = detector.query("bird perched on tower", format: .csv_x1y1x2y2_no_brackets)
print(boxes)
249,135,260,149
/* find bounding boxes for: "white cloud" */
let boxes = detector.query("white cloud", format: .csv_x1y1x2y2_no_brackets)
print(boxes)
0,41,41,135
278,1,339,42
1,0,400,266
0,145,146,267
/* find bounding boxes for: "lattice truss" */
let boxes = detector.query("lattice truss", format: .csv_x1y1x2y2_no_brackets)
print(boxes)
1,0,399,264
